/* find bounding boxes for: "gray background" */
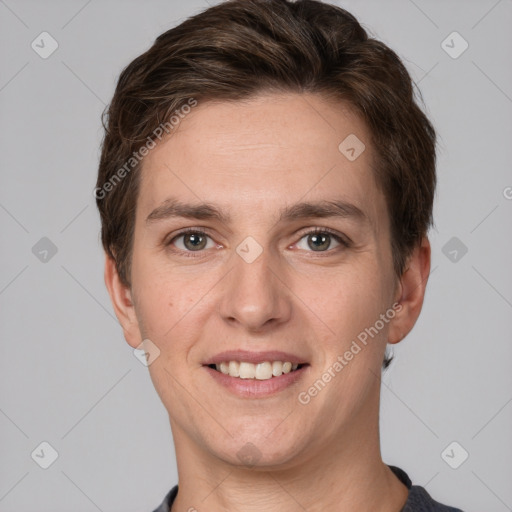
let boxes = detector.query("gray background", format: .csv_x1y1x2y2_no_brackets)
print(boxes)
1,0,511,511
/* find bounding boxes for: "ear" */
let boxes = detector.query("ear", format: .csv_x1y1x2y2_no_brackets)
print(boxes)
387,237,431,344
103,253,142,349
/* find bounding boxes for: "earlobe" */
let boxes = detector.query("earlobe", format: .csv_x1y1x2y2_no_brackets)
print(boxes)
387,237,431,345
103,254,142,349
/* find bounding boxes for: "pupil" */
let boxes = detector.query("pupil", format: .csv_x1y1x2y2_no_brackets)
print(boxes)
309,233,329,251
185,233,206,250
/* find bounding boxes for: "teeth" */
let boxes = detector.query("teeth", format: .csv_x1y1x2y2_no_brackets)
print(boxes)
228,361,240,377
214,361,302,380
272,361,283,376
255,362,272,380
239,362,255,379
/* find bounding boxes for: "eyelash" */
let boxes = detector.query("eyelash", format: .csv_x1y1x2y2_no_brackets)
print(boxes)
165,227,351,258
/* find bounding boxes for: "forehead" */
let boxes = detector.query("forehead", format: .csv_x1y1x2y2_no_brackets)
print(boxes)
138,92,387,233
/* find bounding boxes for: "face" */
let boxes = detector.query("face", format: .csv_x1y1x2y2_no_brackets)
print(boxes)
106,92,428,470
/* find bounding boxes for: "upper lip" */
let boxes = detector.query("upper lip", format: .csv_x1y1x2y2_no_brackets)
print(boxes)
203,350,308,366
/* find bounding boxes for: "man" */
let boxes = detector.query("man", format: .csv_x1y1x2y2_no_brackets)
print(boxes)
95,0,464,510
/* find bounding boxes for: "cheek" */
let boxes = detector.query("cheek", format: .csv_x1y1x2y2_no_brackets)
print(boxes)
294,265,390,345
131,255,218,352
131,262,184,337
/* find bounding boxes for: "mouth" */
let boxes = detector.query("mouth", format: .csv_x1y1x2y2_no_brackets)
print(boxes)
202,351,311,398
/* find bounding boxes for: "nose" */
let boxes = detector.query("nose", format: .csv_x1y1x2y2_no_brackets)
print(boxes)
217,246,292,332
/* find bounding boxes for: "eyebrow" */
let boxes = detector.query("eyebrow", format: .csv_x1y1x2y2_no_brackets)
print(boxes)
145,197,370,226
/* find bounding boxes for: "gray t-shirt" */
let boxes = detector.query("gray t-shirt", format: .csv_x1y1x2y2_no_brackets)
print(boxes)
151,465,464,511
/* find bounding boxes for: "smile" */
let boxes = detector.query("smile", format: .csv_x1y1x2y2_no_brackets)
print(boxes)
203,362,310,398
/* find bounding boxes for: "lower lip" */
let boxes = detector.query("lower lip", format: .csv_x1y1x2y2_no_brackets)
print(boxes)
203,365,309,398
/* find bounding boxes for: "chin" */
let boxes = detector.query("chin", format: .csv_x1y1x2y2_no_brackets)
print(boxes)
208,427,310,471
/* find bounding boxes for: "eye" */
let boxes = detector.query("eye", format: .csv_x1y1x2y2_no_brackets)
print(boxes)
165,227,350,256
295,228,349,252
168,229,217,253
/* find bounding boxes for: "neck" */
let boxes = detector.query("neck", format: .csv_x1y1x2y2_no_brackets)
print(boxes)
169,385,409,512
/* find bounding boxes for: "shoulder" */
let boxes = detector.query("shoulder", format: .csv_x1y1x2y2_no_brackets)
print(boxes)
151,485,178,512
402,484,465,512
388,465,464,512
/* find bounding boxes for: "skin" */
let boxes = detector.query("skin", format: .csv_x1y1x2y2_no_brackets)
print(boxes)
105,92,431,512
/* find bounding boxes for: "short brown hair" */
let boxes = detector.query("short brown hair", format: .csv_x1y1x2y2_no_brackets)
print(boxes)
96,0,437,368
